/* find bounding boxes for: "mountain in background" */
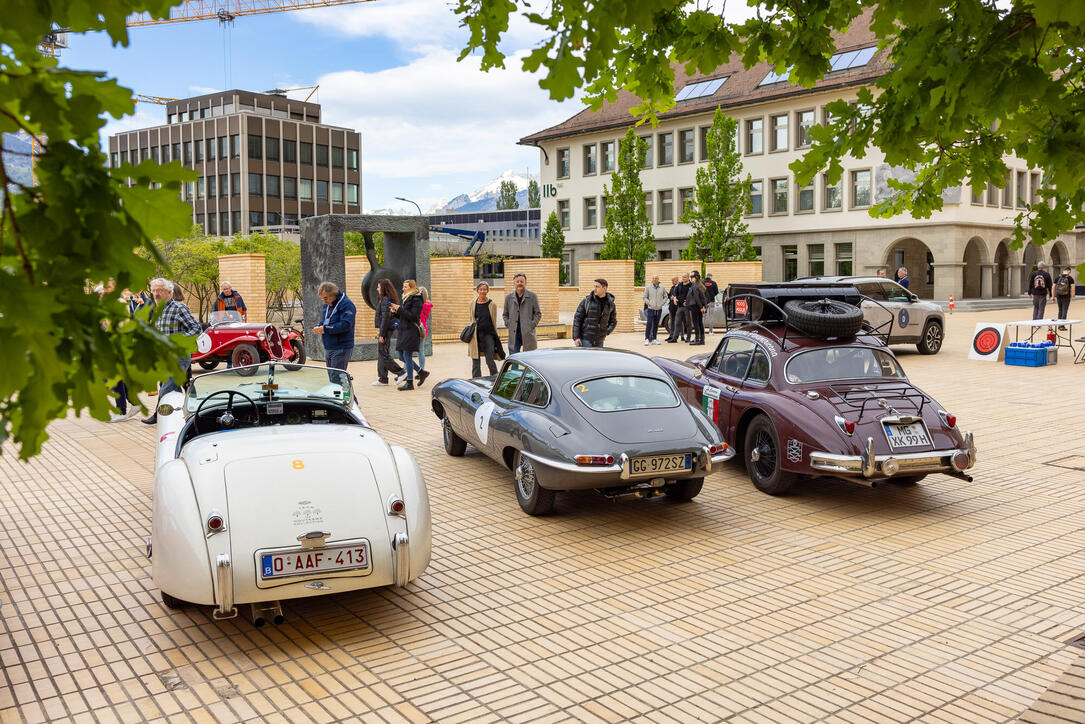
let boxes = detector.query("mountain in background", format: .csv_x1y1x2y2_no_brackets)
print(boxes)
2,131,34,188
367,169,538,215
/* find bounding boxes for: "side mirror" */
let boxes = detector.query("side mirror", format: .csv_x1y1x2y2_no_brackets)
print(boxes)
910,294,919,303
470,392,483,404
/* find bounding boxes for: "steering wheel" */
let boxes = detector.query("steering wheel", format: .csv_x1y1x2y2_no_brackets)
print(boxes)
193,390,260,435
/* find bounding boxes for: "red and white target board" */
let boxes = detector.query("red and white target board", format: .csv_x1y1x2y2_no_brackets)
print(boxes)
968,322,1007,362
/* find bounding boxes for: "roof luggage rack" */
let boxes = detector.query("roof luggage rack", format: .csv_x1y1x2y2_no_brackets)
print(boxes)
721,282,896,349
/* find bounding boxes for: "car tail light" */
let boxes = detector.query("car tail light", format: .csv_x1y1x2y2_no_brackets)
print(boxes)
835,416,855,436
709,443,728,455
946,413,957,428
206,513,225,533
575,454,614,466
388,497,406,516
951,451,970,472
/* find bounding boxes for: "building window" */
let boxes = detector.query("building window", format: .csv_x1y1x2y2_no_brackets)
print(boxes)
557,199,570,229
644,191,653,223
248,173,262,196
557,148,570,178
749,180,763,215
266,175,280,198
218,136,227,159
183,141,192,164
197,177,205,199
658,132,673,166
247,134,262,159
231,172,240,196
797,110,815,148
678,129,695,163
851,169,871,207
196,213,204,231
771,178,788,214
316,180,328,202
797,181,814,212
1016,170,1027,207
281,140,295,164
220,212,229,236
171,143,181,162
219,173,227,198
770,114,788,152
204,138,214,161
601,141,615,173
1002,171,1013,208
658,189,673,223
151,146,160,163
230,134,240,158
285,213,298,226
971,184,984,205
206,175,216,197
300,178,313,201
332,181,344,203
110,152,119,167
332,147,344,169
193,142,202,163
167,113,176,124
679,187,694,218
808,244,825,276
249,211,264,228
183,181,193,200
347,148,358,170
583,197,597,228
583,144,597,175
265,137,279,161
746,118,763,154
600,196,608,225
824,174,842,210
231,210,240,234
640,136,653,168
348,183,359,204
835,243,853,275
265,211,280,225
300,142,313,165
783,245,798,281
1030,172,1042,204
206,214,217,235
986,181,998,206
699,125,711,161
316,145,329,167
283,177,296,199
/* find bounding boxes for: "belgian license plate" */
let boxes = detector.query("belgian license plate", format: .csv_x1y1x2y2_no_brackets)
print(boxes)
882,421,931,449
630,453,693,476
260,541,371,580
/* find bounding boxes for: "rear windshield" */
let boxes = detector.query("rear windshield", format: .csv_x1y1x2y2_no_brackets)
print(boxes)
785,347,905,384
572,376,677,412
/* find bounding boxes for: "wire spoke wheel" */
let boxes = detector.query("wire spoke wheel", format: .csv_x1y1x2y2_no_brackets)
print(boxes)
752,430,777,479
515,455,537,500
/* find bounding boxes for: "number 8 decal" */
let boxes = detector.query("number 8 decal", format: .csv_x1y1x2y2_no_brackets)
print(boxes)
292,460,304,469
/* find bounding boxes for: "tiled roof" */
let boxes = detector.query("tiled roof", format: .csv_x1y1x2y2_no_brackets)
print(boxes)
519,17,886,145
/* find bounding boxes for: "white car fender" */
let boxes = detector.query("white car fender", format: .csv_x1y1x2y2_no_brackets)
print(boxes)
391,445,431,582
154,390,187,469
152,459,215,605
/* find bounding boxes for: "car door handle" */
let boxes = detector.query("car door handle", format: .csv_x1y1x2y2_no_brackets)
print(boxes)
723,384,737,393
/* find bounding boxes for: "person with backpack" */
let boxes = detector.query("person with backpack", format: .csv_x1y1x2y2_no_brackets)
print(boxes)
1027,261,1054,320
572,279,617,348
1054,265,1076,324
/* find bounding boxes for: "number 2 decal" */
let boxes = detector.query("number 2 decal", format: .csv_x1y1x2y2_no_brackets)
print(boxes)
474,400,495,445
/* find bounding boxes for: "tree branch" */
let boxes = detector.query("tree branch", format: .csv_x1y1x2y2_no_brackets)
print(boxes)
0,157,34,284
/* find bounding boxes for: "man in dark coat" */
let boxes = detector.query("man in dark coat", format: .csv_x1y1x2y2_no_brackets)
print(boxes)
572,278,617,348
313,281,356,376
1027,261,1054,320
685,271,708,345
667,273,691,342
503,273,543,353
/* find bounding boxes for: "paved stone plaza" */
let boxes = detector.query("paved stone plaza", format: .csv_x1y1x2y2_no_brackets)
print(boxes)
1,305,1084,723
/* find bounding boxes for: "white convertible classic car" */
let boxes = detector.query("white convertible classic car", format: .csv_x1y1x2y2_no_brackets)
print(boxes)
149,363,431,624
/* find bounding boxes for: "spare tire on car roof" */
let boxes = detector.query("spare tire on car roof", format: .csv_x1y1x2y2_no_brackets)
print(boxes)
783,298,864,339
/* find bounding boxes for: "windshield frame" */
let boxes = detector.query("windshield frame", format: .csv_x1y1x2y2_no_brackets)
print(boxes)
783,346,906,385
570,374,680,413
208,309,245,324
184,362,354,414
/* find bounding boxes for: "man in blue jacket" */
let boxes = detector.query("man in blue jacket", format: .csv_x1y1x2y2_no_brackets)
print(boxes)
313,281,356,374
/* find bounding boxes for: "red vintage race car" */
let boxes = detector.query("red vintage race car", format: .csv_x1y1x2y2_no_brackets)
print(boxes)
653,282,975,495
193,311,306,373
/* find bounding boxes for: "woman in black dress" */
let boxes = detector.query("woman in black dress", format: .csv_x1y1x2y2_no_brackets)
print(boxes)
372,278,404,386
390,279,427,390
468,282,499,378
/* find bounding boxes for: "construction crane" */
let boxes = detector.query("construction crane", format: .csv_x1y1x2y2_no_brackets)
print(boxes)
265,85,320,102
126,0,375,26
428,226,486,257
135,94,179,105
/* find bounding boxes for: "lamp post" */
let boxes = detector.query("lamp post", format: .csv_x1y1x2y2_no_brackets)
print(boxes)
394,196,422,215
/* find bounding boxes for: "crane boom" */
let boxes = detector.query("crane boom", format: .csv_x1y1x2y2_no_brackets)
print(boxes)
127,0,374,27
428,226,486,257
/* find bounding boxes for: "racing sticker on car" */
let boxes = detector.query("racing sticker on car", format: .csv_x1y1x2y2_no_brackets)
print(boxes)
898,309,910,328
701,387,721,424
474,400,495,445
787,439,803,463
196,332,212,354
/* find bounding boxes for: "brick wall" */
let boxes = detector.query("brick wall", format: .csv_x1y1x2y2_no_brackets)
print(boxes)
705,261,763,289
503,258,560,325
559,287,582,315
429,257,475,335
345,255,372,341
218,253,266,324
645,260,697,287
577,259,636,333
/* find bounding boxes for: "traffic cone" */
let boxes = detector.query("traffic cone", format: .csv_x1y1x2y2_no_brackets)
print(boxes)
948,294,955,313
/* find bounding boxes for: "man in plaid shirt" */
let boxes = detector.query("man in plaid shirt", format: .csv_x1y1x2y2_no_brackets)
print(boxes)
142,278,202,424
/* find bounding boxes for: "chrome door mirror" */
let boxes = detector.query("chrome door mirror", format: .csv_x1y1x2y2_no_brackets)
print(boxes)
471,392,483,404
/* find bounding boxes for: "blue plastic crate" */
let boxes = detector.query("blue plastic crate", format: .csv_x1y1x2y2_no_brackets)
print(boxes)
1005,346,1047,367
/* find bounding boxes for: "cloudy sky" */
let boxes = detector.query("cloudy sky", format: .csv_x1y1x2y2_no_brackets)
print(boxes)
67,0,588,212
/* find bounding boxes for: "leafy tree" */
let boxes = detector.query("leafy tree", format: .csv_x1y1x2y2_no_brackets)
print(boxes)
496,179,519,210
455,0,1085,255
600,128,655,284
681,109,755,263
527,179,541,208
345,230,384,265
1,0,196,459
540,211,567,284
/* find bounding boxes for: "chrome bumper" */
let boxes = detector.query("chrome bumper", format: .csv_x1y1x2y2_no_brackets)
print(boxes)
392,532,410,587
520,445,733,480
213,554,237,620
810,431,975,479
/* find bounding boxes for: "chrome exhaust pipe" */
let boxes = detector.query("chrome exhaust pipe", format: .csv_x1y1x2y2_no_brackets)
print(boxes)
249,601,284,627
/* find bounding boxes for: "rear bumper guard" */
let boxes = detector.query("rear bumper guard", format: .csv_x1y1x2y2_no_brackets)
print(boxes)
213,554,237,620
810,431,975,479
392,533,410,587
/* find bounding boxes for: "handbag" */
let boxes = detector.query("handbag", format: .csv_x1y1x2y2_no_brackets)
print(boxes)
415,322,426,339
459,322,476,343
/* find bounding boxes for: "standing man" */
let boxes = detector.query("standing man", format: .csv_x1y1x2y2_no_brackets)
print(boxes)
1027,261,1054,320
503,272,542,354
686,271,707,346
213,281,247,320
1054,265,1076,325
643,274,667,345
896,266,910,290
313,281,357,374
572,279,617,348
877,268,887,278
141,278,202,425
667,273,692,342
664,275,681,342
703,273,719,334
